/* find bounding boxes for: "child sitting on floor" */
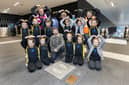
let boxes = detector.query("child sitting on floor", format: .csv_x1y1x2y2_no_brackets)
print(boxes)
25,35,42,72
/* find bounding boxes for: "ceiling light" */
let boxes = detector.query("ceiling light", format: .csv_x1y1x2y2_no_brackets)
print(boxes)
1,8,10,13
110,1,114,7
13,2,20,6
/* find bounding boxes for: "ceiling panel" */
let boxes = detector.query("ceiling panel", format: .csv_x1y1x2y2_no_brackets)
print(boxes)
0,0,77,15
87,0,129,26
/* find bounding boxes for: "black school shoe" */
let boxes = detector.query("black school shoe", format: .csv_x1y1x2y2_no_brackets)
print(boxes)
49,58,55,63
78,57,84,66
35,61,42,70
65,56,73,63
88,60,96,70
41,58,51,66
95,61,102,71
73,56,78,65
27,62,36,73
78,62,84,66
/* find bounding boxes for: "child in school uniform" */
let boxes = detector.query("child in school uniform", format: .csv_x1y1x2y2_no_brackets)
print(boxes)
31,18,41,46
38,35,51,65
65,32,74,63
25,35,42,72
90,19,99,36
20,19,30,49
87,35,105,71
60,17,74,32
60,17,74,40
74,17,85,35
44,19,53,52
58,9,72,33
44,19,53,38
30,5,49,35
73,35,86,66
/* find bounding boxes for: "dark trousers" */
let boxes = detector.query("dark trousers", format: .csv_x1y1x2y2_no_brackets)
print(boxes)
35,37,39,47
84,35,89,49
46,38,51,52
21,39,27,49
51,47,65,62
27,60,42,72
73,56,84,66
41,28,45,35
65,55,73,63
40,56,51,65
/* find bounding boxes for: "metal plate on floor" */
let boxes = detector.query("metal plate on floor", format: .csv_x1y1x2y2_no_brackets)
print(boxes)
45,61,76,80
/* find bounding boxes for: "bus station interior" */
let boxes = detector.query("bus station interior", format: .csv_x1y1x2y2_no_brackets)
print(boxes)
0,0,129,85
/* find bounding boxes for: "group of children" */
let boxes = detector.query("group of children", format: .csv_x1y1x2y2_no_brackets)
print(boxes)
19,5,105,72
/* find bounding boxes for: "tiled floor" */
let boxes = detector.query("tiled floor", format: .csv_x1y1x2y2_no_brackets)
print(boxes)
0,37,129,85
104,43,129,55
0,36,20,42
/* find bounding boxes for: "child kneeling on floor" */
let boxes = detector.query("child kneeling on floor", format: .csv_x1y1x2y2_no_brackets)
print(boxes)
73,34,86,66
65,32,74,63
25,35,42,72
38,35,51,65
87,35,105,71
